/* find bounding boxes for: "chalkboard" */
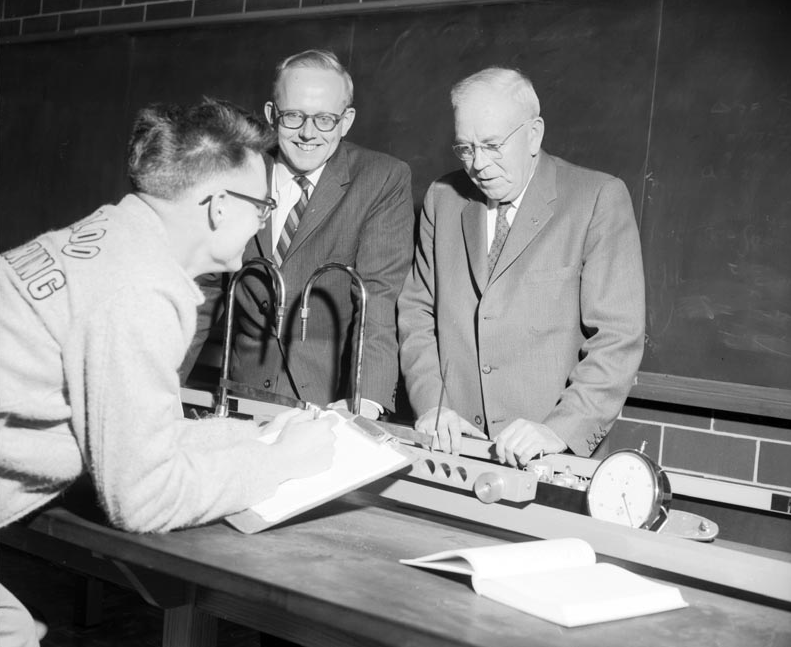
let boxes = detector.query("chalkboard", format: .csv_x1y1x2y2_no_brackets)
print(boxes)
1,0,789,401
0,36,130,244
641,0,791,390
120,1,656,206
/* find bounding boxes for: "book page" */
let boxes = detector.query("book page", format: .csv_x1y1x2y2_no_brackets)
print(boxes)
250,412,410,523
400,538,596,580
473,562,687,627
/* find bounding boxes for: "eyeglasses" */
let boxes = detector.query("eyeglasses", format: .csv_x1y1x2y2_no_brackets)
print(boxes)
225,190,277,227
273,105,347,132
451,120,531,162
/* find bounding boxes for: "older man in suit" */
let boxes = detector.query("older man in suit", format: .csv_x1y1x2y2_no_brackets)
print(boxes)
398,67,645,464
184,50,414,419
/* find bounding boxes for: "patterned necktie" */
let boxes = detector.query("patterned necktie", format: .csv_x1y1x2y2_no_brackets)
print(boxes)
274,175,311,266
487,201,511,277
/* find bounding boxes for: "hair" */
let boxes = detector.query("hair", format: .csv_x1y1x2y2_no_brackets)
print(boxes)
127,97,276,200
451,67,540,117
272,49,354,109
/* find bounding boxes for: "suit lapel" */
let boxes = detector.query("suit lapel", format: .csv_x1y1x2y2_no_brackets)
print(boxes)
461,196,489,294
282,143,349,262
489,152,557,283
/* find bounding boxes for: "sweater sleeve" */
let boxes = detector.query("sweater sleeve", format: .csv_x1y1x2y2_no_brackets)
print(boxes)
66,284,301,533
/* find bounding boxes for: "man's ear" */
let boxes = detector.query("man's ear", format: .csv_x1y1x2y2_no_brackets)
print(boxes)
529,116,545,156
264,102,276,126
207,191,227,231
339,107,356,137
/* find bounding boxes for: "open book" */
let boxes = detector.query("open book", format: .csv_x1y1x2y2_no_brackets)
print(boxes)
401,537,688,627
226,411,411,533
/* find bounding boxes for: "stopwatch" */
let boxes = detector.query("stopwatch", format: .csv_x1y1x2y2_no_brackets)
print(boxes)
586,443,671,531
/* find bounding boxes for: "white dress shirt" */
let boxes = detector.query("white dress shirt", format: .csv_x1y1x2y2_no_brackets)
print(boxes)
269,160,325,254
486,182,529,252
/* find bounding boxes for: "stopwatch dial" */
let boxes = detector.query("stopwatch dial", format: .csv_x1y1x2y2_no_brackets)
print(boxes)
587,453,657,528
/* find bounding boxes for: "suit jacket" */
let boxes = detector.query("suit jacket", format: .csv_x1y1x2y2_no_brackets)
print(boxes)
397,151,645,456
186,141,414,408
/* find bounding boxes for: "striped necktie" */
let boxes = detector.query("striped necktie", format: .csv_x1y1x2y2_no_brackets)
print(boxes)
487,201,511,278
274,175,311,266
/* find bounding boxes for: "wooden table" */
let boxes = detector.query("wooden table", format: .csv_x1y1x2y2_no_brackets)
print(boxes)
1,490,789,647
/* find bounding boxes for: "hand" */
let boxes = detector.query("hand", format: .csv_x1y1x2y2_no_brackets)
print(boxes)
272,413,336,480
259,406,314,435
415,406,488,454
494,419,567,467
328,398,382,420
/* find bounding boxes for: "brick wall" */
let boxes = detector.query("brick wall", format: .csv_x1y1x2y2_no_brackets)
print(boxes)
0,0,471,41
594,399,791,550
594,399,791,492
0,0,335,40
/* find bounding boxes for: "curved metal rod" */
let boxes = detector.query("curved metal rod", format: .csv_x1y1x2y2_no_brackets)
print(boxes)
216,257,286,416
299,262,368,415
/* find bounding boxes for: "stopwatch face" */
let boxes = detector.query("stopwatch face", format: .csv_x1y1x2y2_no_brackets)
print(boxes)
587,451,667,529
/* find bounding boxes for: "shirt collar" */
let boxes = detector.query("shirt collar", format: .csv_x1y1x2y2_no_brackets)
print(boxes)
487,181,529,212
486,156,537,212
273,158,325,193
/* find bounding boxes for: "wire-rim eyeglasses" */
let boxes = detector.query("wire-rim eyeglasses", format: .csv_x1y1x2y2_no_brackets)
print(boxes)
451,119,535,162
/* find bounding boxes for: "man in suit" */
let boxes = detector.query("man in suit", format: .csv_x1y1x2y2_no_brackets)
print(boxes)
183,50,414,419
398,67,645,464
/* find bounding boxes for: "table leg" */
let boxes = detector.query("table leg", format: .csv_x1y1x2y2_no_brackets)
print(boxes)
73,576,103,627
163,603,217,647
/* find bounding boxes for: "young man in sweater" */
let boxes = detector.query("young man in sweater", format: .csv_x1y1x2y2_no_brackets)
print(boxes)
0,98,335,646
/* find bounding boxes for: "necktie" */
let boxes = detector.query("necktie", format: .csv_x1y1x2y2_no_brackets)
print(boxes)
488,201,511,277
274,175,311,266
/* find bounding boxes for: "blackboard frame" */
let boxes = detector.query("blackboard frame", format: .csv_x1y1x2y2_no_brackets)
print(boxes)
632,372,791,419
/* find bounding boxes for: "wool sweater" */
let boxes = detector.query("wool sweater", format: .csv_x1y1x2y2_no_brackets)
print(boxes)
0,195,291,532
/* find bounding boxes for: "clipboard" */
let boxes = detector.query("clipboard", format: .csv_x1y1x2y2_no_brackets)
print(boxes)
225,411,412,533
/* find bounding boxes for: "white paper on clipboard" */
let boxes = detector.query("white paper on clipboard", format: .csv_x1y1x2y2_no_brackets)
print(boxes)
225,411,411,533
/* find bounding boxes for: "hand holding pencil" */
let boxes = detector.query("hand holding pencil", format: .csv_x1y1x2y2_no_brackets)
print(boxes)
413,361,487,454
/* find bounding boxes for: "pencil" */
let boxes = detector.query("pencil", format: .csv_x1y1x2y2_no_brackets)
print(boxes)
434,359,449,432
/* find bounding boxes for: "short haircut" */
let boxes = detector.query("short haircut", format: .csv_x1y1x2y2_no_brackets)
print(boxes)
272,49,354,109
127,97,275,200
451,67,541,117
